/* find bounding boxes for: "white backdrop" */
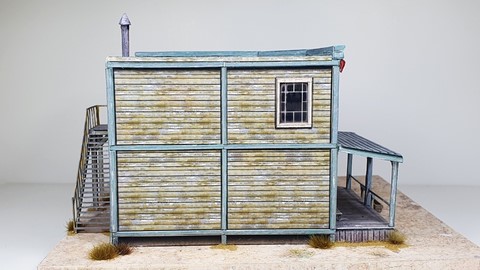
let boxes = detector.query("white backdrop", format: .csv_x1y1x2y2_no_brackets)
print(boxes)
1,0,479,185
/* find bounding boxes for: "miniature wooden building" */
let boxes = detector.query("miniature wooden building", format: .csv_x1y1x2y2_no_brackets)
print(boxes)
72,44,403,244
104,47,344,243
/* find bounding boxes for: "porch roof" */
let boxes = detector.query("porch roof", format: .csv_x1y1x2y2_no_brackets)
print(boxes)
338,131,403,163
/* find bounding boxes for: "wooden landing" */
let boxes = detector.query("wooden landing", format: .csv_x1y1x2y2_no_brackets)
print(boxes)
337,187,389,229
336,187,392,242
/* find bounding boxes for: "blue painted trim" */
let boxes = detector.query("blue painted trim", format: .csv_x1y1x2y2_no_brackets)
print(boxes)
116,230,224,237
389,162,399,227
339,147,404,163
111,143,336,151
106,60,341,69
226,229,335,235
105,67,118,240
109,151,118,235
105,68,116,146
136,51,259,57
346,153,353,189
221,67,228,145
135,46,345,58
331,66,340,144
115,229,335,238
220,67,228,244
364,157,373,206
329,148,338,231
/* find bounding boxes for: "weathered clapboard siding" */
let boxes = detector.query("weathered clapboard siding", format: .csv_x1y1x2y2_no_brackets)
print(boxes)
115,69,221,145
117,151,221,231
228,150,330,229
227,69,332,144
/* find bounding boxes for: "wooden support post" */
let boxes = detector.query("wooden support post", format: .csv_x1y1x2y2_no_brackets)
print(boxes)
119,13,131,57
364,157,373,207
346,153,353,189
389,161,399,227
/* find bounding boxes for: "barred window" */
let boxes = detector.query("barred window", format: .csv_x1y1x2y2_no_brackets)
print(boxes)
276,78,313,128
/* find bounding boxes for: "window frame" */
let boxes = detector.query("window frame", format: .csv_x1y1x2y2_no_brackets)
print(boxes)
275,77,313,128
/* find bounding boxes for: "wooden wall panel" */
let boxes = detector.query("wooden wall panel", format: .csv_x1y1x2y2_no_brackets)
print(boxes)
227,69,332,144
114,69,221,145
228,150,331,229
117,151,221,231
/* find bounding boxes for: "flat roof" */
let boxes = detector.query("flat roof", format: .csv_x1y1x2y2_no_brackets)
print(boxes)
338,131,403,162
134,45,345,59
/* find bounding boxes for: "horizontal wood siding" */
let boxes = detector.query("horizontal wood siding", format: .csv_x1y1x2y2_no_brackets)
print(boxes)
114,69,221,145
228,69,332,144
228,150,330,229
117,151,221,231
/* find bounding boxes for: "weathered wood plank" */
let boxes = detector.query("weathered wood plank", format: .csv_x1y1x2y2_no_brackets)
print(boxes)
227,150,330,229
115,85,220,91
119,224,221,231
116,128,220,136
117,150,221,231
119,202,220,209
115,95,220,102
116,100,220,107
119,207,220,215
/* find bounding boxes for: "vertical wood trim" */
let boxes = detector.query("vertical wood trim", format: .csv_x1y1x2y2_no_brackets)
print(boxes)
110,152,119,237
329,148,338,232
331,66,340,144
389,161,399,227
221,67,228,144
221,66,228,243
346,153,353,189
364,157,373,206
330,64,339,233
106,67,119,242
106,68,116,146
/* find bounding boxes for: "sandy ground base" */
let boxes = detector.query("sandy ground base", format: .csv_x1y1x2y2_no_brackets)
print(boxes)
39,177,480,269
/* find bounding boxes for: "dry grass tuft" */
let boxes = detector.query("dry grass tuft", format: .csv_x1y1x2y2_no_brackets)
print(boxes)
308,235,334,249
288,248,314,258
387,230,406,245
89,243,119,261
210,244,238,251
335,240,408,253
115,243,133,256
66,220,75,236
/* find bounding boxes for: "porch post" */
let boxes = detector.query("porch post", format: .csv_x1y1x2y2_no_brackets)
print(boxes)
346,153,353,189
364,157,373,207
389,161,399,227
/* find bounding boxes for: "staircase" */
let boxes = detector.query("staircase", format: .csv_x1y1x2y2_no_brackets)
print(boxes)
72,106,110,233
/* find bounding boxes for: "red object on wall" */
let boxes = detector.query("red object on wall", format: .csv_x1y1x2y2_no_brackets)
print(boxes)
340,59,346,72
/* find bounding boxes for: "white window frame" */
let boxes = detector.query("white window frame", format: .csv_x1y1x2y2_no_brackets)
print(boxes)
275,77,313,128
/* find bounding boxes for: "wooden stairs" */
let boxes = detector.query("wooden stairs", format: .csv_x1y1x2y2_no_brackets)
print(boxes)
72,106,110,233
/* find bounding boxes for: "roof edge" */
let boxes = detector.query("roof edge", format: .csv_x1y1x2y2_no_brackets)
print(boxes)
135,45,345,59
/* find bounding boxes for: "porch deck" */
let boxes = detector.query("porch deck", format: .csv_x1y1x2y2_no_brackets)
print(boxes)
336,186,392,242
337,187,389,229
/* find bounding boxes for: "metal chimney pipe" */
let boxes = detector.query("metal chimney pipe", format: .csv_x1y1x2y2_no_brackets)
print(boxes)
119,13,131,57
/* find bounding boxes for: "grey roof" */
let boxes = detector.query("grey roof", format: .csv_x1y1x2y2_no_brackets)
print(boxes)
135,45,345,60
338,131,403,162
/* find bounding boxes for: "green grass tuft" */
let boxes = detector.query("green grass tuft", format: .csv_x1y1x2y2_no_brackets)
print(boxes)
89,243,119,261
387,230,406,245
308,234,334,249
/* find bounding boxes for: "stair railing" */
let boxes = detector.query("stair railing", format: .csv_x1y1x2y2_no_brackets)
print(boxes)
72,105,106,232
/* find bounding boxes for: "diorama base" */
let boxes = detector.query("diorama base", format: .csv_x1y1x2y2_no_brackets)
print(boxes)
39,176,480,270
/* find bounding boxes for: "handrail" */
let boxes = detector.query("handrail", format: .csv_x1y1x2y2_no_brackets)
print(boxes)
72,105,106,232
349,175,390,207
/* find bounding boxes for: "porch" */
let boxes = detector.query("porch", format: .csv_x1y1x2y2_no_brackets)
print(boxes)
335,131,404,242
